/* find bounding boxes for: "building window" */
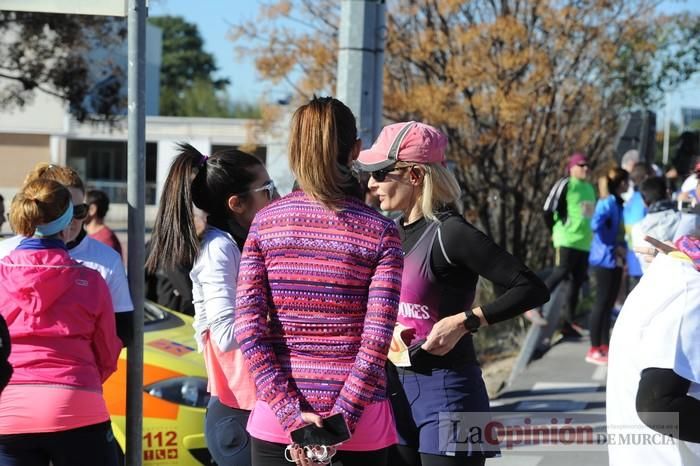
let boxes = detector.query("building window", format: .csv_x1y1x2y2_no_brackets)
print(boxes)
66,139,157,204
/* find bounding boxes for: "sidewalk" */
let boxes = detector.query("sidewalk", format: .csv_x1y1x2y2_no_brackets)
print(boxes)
489,337,609,466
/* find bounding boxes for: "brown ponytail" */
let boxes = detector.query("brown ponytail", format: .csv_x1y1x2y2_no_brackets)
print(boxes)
288,96,359,209
24,163,85,193
10,179,71,237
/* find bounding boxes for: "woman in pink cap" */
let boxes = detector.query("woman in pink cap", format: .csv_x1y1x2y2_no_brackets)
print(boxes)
357,121,550,466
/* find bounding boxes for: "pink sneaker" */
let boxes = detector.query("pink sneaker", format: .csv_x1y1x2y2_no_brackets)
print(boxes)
585,347,608,366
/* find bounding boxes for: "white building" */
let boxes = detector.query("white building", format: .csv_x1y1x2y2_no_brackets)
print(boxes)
0,23,293,232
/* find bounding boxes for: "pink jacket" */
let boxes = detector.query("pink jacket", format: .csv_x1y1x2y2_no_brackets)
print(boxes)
0,247,121,391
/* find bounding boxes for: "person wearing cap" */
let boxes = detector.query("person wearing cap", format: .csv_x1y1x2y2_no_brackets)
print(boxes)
534,153,597,335
0,178,121,465
357,121,549,466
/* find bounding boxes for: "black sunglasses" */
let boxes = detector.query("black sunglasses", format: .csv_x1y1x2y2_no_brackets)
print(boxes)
370,164,415,182
369,166,396,182
73,203,89,220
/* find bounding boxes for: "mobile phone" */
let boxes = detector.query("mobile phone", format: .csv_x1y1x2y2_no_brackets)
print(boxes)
290,413,351,447
644,235,677,255
408,339,427,360
678,199,693,212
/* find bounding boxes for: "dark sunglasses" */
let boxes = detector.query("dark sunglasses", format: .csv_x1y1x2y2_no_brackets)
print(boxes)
576,163,589,168
369,166,396,182
73,203,89,220
370,164,415,182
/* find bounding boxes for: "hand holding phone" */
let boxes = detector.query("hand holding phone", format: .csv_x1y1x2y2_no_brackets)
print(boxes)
644,235,677,255
290,413,351,447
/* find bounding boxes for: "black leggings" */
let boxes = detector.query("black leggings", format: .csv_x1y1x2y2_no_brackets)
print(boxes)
589,266,622,347
205,397,251,466
0,421,118,466
544,247,589,325
250,437,388,466
390,444,486,466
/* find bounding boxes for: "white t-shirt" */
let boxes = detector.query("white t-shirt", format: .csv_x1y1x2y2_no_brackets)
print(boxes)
607,253,700,465
680,174,697,193
0,235,133,313
190,226,240,353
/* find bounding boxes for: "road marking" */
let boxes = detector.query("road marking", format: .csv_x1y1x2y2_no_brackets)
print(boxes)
592,365,607,381
489,454,543,465
531,382,602,394
490,399,510,408
515,400,588,411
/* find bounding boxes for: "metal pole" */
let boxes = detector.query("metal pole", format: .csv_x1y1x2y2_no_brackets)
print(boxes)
663,96,671,166
126,0,146,464
372,1,386,139
337,0,386,146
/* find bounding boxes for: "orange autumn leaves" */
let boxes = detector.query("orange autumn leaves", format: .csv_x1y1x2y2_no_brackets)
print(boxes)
229,0,700,265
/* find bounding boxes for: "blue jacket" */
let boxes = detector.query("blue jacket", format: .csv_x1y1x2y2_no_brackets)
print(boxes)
589,195,625,269
623,191,647,276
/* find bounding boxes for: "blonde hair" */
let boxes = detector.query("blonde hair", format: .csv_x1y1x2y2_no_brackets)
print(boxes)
288,97,358,209
10,179,71,237
416,163,462,221
24,163,85,193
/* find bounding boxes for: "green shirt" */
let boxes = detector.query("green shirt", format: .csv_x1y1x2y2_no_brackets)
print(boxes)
552,177,596,251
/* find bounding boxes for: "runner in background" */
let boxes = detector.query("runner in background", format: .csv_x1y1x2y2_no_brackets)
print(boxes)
85,189,122,257
528,153,596,335
586,167,629,366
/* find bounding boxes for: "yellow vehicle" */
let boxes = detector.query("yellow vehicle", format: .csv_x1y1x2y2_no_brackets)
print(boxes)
104,301,211,466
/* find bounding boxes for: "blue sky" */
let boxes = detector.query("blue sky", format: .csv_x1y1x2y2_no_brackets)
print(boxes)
150,0,700,124
150,0,292,104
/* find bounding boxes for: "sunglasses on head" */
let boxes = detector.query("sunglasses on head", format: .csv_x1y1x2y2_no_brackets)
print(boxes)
242,180,276,200
73,203,89,220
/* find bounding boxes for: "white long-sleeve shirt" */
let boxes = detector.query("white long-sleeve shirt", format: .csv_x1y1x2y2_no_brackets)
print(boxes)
191,226,240,353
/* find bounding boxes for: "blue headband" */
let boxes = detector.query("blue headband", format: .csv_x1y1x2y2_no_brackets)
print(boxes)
34,201,74,237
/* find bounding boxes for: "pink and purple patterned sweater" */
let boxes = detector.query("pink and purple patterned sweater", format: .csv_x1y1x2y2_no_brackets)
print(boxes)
234,191,403,434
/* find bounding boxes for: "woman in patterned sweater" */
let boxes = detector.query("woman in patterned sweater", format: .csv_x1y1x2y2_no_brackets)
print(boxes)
234,97,403,466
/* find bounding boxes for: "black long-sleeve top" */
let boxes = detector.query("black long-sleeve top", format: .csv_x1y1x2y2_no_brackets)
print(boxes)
398,212,550,368
400,212,550,324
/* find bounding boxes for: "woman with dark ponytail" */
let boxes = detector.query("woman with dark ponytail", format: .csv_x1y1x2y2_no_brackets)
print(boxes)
147,143,275,466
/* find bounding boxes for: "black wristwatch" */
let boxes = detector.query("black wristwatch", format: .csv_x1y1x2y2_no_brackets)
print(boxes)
463,311,481,333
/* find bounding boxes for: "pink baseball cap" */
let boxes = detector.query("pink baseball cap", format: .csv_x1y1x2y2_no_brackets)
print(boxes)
566,153,588,171
357,121,448,171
